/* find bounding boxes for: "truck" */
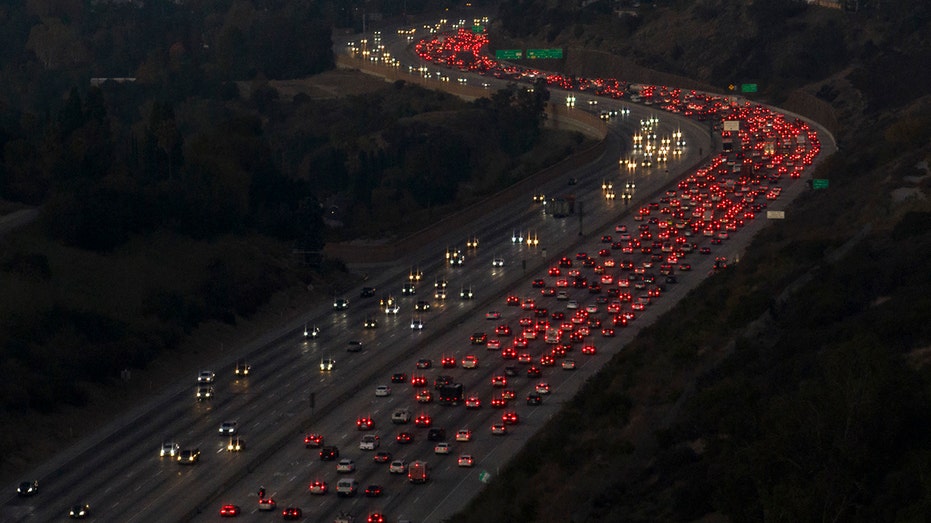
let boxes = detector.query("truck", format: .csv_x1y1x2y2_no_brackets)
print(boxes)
438,383,463,405
408,460,429,483
549,194,576,218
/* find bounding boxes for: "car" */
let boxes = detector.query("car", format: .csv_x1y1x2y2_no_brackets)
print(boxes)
333,298,349,310
218,504,240,517
308,480,328,494
562,359,577,370
373,450,392,463
177,448,200,464
518,352,533,364
415,358,433,369
356,416,374,430
490,395,507,408
527,393,543,405
195,385,214,400
391,372,407,383
197,370,215,383
491,375,507,387
491,423,508,435
234,360,250,376
502,411,520,424
460,286,474,299
582,344,597,355
465,395,481,408
368,512,387,523
347,340,363,352
375,385,391,397
257,498,276,511
410,318,425,330
219,421,238,436
319,357,335,371
434,442,451,454
470,332,487,345
506,295,521,306
359,434,380,450
336,459,356,473
320,446,339,460
566,300,579,309
364,316,378,328
389,460,408,473
527,366,542,378
282,507,303,520
485,310,501,319
601,327,615,337
304,325,321,338
456,429,473,442
67,503,90,519
226,437,245,452
492,257,505,267
461,355,479,368
531,279,546,288
486,338,501,349
396,432,414,444
402,283,416,295
416,389,433,403
414,414,432,427
536,382,551,394
365,485,384,497
427,427,447,441
415,300,431,311
540,355,556,366
160,441,180,458
501,347,518,359
361,286,376,297
441,356,457,368
458,454,475,467
504,365,518,377
304,433,324,448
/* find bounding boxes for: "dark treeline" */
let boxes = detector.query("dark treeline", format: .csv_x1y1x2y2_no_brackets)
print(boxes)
0,0,552,424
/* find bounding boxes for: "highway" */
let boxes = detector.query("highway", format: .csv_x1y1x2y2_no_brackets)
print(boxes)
1,13,831,523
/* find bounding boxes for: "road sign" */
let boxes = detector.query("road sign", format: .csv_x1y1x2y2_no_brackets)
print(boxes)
766,210,785,219
495,49,522,60
723,120,740,132
740,83,758,93
526,48,563,59
472,25,484,33
812,179,829,189
479,470,492,483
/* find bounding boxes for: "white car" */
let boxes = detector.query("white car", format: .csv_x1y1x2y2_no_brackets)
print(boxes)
557,290,569,300
566,300,579,310
535,382,551,395
457,454,474,467
159,442,180,458
455,429,472,442
434,442,451,455
359,434,380,450
218,421,238,435
562,359,577,370
485,311,501,320
336,459,356,473
410,318,424,330
197,371,215,383
490,423,507,435
375,385,391,397
389,460,407,474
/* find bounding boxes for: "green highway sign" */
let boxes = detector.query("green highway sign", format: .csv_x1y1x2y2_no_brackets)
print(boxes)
495,49,522,60
472,25,484,33
526,48,563,59
812,179,829,189
479,470,492,483
740,83,758,93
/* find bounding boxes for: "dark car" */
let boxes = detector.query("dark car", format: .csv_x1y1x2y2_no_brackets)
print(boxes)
320,446,339,461
364,485,384,497
16,480,38,497
282,507,303,520
527,393,543,406
427,428,446,441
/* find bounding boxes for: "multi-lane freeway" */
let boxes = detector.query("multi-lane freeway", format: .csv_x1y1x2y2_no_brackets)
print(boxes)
3,13,831,523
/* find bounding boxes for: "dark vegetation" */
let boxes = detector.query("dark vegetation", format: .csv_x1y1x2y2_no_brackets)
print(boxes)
0,0,560,474
448,1,931,521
